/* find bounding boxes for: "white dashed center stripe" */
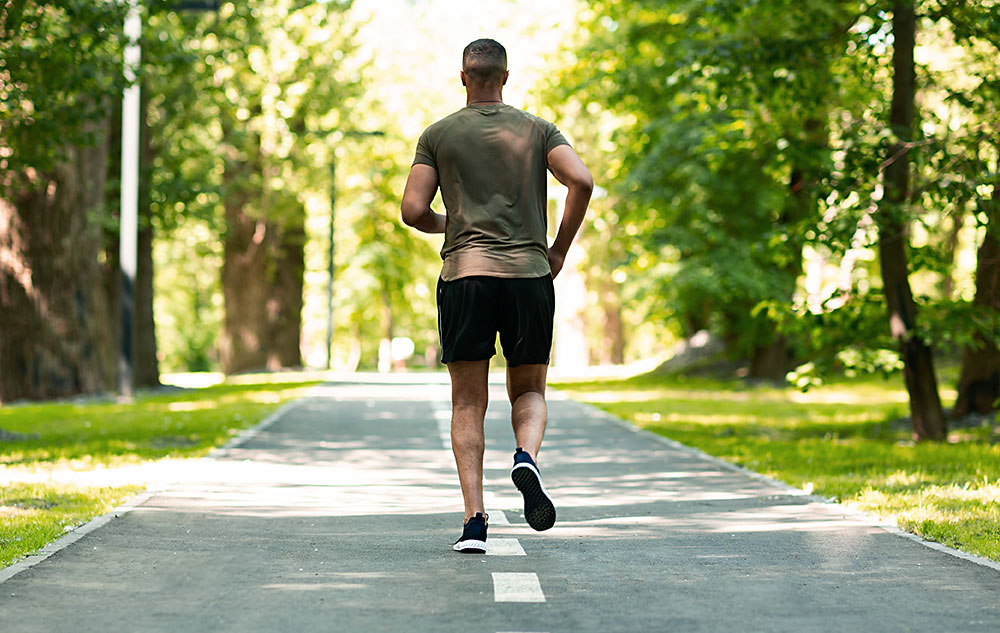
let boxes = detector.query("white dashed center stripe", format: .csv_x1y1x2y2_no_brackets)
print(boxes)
486,538,526,556
492,572,546,602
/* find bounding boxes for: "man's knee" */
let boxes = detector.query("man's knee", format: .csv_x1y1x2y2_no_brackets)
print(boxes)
506,363,548,403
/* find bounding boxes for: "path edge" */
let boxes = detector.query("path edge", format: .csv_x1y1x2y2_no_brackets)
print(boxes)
0,396,306,585
568,396,1000,575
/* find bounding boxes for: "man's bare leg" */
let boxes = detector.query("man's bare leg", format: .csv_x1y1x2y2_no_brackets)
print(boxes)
507,363,555,530
448,359,490,520
507,363,548,460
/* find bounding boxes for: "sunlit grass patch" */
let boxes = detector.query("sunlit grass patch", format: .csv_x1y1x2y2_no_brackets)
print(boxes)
0,374,318,568
0,482,143,568
0,378,318,468
554,372,1000,562
856,483,1000,560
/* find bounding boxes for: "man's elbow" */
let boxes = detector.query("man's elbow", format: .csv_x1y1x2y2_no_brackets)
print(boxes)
572,170,594,195
400,200,423,227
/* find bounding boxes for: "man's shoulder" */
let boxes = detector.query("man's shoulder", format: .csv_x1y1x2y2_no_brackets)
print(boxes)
509,107,555,127
422,108,473,136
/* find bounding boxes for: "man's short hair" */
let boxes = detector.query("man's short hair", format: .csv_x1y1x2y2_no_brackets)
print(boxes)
462,39,507,84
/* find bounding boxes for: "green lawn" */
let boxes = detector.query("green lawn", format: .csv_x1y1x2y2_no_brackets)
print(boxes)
553,372,1000,562
0,375,317,568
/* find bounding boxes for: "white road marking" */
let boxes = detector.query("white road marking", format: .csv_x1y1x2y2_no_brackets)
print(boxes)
486,538,526,556
492,572,545,602
489,510,510,525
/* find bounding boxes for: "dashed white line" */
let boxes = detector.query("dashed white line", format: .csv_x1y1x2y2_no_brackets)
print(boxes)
489,510,510,525
486,538,526,556
492,572,545,602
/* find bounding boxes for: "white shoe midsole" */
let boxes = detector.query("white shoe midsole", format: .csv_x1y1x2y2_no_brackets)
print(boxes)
453,539,486,552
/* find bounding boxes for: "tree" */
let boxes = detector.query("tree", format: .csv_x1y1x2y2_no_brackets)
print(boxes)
177,0,362,374
554,0,867,377
0,1,128,401
940,0,1000,416
875,2,946,440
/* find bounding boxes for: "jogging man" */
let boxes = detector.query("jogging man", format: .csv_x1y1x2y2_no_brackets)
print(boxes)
401,39,593,552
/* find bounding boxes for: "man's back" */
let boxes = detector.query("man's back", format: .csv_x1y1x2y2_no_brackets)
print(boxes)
413,104,568,281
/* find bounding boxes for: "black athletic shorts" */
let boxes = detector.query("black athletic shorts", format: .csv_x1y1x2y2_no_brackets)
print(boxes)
436,274,555,366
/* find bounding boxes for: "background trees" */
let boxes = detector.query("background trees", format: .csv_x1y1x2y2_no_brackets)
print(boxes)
554,0,999,437
1,0,996,434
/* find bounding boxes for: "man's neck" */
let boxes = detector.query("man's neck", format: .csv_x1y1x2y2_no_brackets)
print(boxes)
466,91,503,106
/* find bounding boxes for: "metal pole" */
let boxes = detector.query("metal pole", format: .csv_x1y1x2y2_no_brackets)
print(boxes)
325,158,335,370
119,0,141,397
322,130,383,370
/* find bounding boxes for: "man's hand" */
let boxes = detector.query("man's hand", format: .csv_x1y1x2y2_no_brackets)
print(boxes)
401,164,445,233
548,248,566,280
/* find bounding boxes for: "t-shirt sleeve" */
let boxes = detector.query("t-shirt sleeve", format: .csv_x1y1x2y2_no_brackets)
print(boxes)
543,120,570,153
412,128,436,169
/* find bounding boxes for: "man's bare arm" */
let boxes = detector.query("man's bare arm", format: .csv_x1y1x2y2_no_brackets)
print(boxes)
546,144,594,278
401,164,446,234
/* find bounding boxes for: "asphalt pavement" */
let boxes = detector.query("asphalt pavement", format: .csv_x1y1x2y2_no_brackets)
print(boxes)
1,375,998,632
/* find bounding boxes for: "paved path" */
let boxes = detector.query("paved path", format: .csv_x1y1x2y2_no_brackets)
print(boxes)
2,376,999,632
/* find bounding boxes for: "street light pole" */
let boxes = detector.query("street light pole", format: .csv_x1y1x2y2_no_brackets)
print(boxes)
324,130,384,370
118,0,141,397
325,157,336,369
118,1,218,397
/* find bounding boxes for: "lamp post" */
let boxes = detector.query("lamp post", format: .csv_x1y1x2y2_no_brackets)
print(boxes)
118,0,141,397
118,1,218,397
325,130,385,370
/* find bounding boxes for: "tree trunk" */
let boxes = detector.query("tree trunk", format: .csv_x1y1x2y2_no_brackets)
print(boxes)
878,2,947,441
748,144,818,381
134,218,160,386
134,84,160,388
939,206,965,299
599,278,625,365
750,338,790,381
0,117,116,402
220,194,272,374
954,170,1000,416
379,285,394,372
219,195,306,373
269,218,304,369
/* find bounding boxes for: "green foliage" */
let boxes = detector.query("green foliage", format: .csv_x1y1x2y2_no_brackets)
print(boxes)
0,0,128,190
550,0,998,390
338,134,440,368
551,0,879,360
142,0,369,370
555,371,1000,561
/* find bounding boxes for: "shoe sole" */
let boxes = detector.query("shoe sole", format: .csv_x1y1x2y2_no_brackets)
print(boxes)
511,462,555,531
453,539,486,554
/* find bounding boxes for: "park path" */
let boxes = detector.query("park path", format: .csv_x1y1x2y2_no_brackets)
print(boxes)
1,375,998,632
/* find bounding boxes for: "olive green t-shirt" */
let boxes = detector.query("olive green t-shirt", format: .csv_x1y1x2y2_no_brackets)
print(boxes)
412,104,569,281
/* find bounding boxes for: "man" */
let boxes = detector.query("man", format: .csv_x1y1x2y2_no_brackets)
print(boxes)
401,38,593,553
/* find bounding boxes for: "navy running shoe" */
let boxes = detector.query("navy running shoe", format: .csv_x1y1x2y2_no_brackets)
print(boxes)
511,448,556,531
453,512,488,553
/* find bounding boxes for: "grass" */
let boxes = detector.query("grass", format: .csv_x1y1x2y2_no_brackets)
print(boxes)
0,483,144,568
0,375,318,568
553,371,1000,562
